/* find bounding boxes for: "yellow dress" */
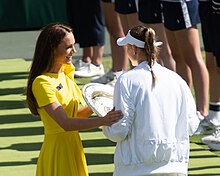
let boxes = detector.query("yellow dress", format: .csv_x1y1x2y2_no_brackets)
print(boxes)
32,64,88,176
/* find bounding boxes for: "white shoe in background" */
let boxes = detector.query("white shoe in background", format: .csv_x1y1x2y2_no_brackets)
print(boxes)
107,78,117,87
74,63,104,78
73,59,89,71
208,140,220,151
194,116,215,135
91,70,116,84
201,129,220,145
91,70,125,87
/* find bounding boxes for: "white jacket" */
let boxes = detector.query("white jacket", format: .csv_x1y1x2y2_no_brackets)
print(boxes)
102,61,200,176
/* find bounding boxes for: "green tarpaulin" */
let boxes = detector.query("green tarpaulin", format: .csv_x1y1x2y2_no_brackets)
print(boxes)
0,0,68,31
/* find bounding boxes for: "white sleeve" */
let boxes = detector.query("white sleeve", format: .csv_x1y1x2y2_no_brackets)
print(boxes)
185,84,200,136
102,78,135,142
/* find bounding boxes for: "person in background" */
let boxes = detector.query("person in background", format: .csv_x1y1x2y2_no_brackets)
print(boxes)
197,0,220,151
67,0,105,78
160,0,209,119
103,25,200,176
114,0,176,73
138,0,176,71
26,23,123,176
113,0,141,72
114,0,140,34
91,0,129,86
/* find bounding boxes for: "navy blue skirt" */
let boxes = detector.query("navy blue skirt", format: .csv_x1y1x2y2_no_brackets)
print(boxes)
67,0,105,48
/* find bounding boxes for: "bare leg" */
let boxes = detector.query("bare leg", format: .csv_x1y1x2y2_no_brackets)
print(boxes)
82,47,92,63
118,12,140,69
165,28,192,87
206,52,220,102
91,45,104,66
82,45,103,66
165,26,209,116
101,2,128,71
118,13,140,35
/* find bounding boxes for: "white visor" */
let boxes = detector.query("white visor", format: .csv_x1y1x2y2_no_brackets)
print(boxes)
117,30,163,48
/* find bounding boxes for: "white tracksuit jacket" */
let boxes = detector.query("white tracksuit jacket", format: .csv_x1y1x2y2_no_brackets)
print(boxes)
103,61,200,176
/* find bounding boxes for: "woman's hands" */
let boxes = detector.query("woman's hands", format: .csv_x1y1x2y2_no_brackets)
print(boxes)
101,108,123,126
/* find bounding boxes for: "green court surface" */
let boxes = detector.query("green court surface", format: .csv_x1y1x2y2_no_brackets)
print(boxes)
0,58,220,176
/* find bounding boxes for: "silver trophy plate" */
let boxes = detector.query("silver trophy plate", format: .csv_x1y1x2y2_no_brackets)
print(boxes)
82,83,114,117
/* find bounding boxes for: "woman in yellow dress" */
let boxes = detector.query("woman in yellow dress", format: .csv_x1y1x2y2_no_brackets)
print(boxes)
26,23,123,176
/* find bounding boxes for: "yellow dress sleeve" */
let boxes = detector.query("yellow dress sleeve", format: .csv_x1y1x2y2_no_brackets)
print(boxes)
32,75,58,108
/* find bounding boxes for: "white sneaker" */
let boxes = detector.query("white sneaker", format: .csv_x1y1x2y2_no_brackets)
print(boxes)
73,59,88,71
194,117,215,135
74,63,104,78
91,70,116,84
201,129,220,145
107,78,117,87
208,141,220,151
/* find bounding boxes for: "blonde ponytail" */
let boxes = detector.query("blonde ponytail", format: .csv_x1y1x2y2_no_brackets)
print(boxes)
144,28,158,88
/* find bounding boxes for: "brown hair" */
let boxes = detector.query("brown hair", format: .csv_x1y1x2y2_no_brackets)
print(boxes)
130,25,159,88
26,23,72,115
